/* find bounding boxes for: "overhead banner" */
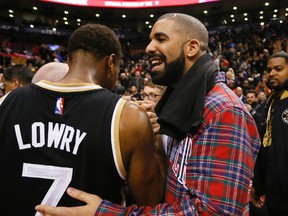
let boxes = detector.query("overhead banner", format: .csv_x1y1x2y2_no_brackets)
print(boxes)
40,0,218,8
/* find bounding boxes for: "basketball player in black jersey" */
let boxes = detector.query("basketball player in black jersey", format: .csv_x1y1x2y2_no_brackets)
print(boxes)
0,24,165,216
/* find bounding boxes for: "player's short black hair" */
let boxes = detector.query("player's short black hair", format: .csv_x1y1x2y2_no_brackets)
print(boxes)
67,23,122,63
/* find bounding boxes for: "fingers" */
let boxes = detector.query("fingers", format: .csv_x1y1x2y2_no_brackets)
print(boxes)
66,187,103,207
147,111,157,121
135,100,142,106
140,102,153,112
251,199,264,208
35,205,72,216
147,111,160,134
66,187,87,202
35,188,103,216
152,124,160,134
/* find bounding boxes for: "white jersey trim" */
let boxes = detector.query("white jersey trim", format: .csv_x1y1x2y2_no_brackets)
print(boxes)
0,91,11,106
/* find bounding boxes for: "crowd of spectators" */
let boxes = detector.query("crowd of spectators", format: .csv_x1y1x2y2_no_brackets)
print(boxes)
0,20,287,102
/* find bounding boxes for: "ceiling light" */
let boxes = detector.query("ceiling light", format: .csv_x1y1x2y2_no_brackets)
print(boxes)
244,17,248,21
233,7,237,10
260,16,263,19
150,14,154,18
30,24,34,28
9,14,13,18
244,13,247,16
77,19,81,22
33,7,38,11
230,14,234,18
274,9,278,13
260,11,264,14
95,13,100,17
63,17,67,20
265,2,269,6
64,11,69,14
64,21,68,25
122,15,126,18
9,10,13,13
204,10,208,14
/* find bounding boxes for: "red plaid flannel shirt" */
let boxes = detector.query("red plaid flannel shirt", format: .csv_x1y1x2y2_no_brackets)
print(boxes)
95,72,261,216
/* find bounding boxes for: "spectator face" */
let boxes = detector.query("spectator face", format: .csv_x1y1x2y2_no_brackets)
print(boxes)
120,73,127,80
141,85,163,109
225,70,233,80
235,87,243,97
262,74,268,82
246,92,257,105
243,80,249,88
2,75,18,94
135,70,141,77
267,57,288,91
130,85,138,94
238,71,244,78
258,91,266,103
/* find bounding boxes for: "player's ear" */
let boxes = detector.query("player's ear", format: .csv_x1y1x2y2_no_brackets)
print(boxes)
13,79,21,88
107,53,116,68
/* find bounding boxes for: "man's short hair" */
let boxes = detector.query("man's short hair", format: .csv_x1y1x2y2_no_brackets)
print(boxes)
67,23,122,64
3,64,34,84
269,51,288,64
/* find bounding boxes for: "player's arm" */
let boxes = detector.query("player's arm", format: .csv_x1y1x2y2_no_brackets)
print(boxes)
120,101,166,206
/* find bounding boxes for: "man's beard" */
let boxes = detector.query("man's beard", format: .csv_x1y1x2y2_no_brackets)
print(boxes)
284,79,288,90
151,51,185,86
266,80,284,92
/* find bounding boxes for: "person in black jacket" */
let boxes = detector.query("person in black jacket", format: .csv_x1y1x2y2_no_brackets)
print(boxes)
251,51,288,216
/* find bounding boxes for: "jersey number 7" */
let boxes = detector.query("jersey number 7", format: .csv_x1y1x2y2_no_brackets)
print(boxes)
22,163,73,216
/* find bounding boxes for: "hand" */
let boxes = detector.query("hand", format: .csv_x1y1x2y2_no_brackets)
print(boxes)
147,111,160,134
137,100,154,112
249,187,264,208
136,101,160,134
244,103,252,112
35,187,102,216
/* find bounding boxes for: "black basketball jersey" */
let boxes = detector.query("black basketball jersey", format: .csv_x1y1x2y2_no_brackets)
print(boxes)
0,81,127,215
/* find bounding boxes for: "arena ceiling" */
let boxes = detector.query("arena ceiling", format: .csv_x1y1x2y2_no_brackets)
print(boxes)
0,0,287,33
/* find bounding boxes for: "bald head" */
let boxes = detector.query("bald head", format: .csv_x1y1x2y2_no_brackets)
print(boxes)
32,62,68,83
157,13,208,51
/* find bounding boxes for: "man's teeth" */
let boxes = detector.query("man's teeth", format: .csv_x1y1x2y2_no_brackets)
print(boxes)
151,60,162,65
